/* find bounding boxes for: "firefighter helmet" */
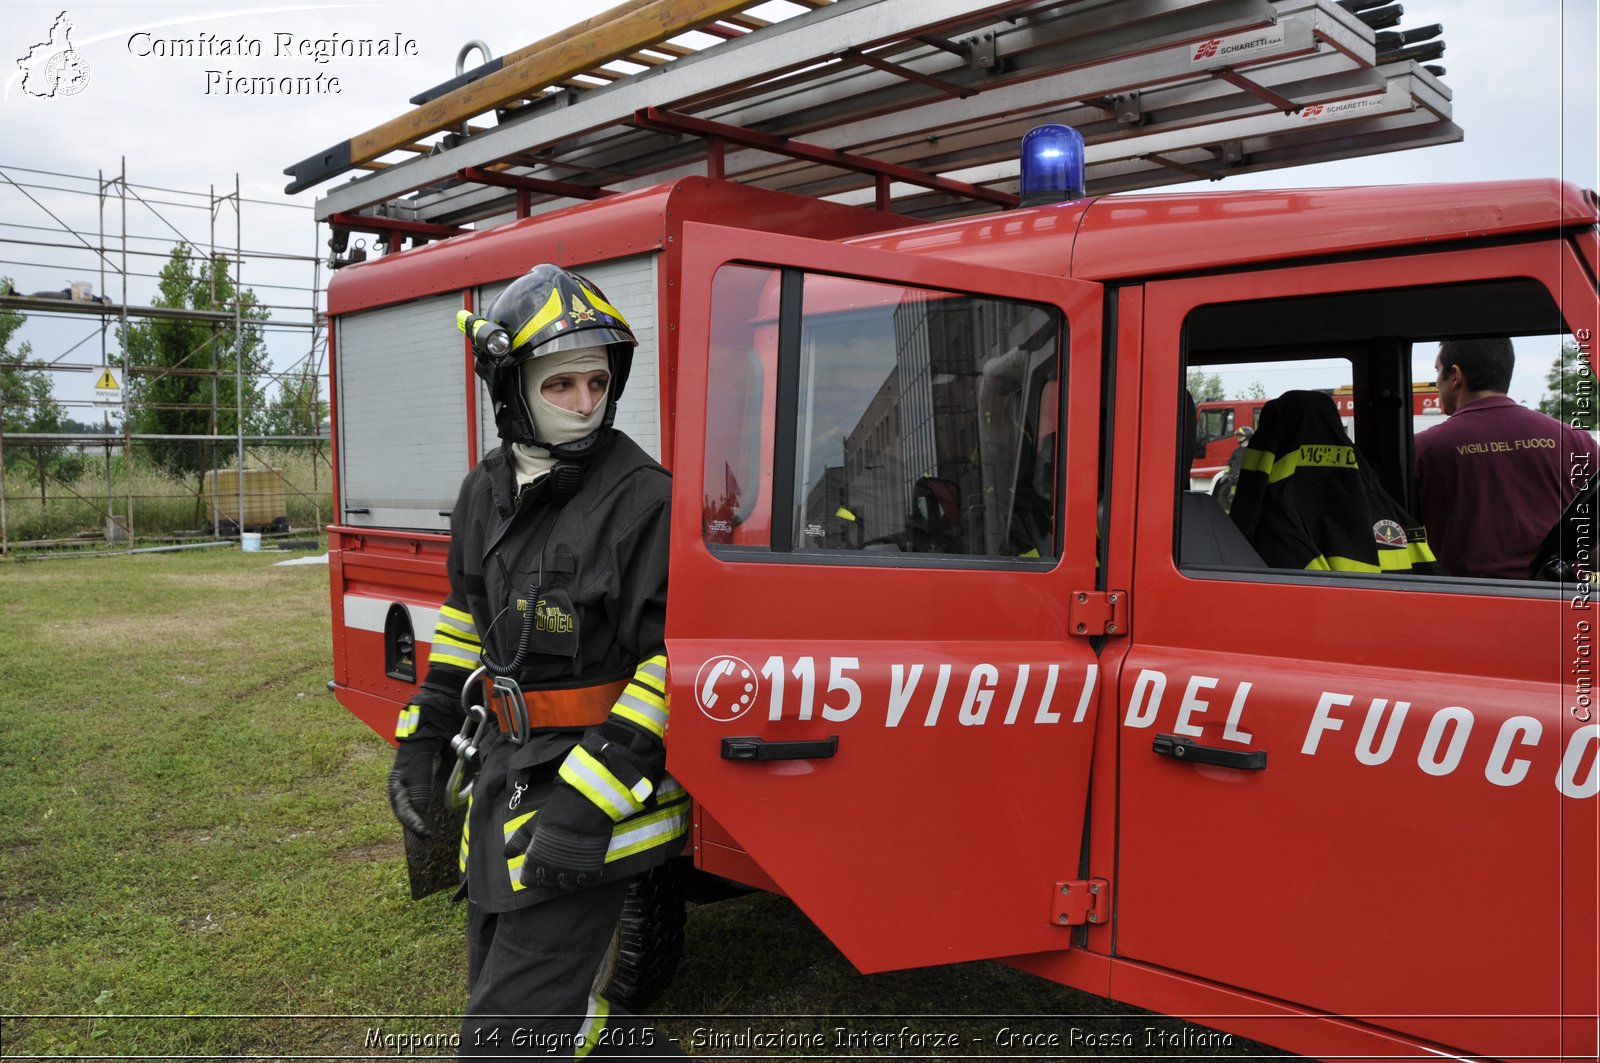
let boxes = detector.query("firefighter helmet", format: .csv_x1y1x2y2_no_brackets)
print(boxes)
464,264,637,452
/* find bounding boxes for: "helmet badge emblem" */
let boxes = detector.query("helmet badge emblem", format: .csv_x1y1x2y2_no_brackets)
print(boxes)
568,297,596,324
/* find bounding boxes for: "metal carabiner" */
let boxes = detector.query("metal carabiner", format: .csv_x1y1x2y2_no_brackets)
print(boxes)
445,667,495,811
445,703,489,812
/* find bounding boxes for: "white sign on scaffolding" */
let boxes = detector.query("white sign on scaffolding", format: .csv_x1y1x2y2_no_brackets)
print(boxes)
93,366,122,407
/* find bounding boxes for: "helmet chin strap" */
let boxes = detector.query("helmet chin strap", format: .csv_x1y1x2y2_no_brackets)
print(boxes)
509,437,597,506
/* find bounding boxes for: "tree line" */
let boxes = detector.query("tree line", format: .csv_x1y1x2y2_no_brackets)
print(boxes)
1,243,328,488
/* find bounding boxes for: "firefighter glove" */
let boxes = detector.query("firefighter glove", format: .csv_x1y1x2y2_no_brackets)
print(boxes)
506,783,612,892
388,737,441,837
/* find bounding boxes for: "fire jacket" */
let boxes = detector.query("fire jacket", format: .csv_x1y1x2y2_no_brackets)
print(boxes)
1230,390,1442,575
396,431,686,913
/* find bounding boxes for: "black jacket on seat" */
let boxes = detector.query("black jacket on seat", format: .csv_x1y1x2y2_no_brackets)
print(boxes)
1229,390,1442,575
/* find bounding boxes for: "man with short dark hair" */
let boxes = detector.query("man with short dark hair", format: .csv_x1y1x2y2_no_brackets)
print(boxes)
1414,337,1599,578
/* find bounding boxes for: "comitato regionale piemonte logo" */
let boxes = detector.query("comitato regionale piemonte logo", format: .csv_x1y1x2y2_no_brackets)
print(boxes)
17,11,92,98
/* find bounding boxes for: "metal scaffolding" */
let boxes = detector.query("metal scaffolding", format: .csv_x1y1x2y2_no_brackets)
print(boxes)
0,160,327,555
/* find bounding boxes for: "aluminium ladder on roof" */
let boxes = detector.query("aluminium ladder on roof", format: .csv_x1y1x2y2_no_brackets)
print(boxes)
289,0,1455,250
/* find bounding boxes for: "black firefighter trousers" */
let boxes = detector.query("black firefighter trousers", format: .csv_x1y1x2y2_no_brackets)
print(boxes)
462,879,687,1060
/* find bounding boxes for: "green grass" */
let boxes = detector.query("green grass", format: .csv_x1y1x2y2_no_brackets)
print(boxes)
0,549,1281,1060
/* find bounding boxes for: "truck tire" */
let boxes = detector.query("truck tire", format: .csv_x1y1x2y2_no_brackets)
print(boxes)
591,860,686,1011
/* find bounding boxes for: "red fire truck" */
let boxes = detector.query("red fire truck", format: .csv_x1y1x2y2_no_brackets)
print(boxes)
299,2,1598,1059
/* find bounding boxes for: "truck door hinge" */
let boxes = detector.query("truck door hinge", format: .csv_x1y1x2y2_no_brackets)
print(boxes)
1051,878,1110,927
1069,590,1127,637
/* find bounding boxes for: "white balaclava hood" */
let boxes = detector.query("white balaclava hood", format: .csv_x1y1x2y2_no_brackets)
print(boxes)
509,344,611,486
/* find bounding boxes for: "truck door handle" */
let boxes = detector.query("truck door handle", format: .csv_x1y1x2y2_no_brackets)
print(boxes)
721,736,839,761
1152,733,1267,771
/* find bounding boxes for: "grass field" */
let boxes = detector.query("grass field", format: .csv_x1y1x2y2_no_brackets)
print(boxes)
0,548,1282,1060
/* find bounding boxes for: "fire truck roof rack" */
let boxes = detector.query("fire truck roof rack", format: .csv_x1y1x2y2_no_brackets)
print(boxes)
289,0,1456,253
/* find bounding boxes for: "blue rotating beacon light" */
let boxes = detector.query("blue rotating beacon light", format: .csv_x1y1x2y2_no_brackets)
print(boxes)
1019,124,1085,207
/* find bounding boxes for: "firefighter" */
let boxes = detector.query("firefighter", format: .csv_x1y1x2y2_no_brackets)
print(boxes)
385,264,686,1058
1216,424,1253,512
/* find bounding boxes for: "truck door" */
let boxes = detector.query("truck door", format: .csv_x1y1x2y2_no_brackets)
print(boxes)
1109,238,1598,1059
665,224,1105,973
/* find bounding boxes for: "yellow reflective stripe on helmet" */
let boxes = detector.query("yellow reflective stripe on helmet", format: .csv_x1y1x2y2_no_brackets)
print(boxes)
579,284,627,327
559,746,647,822
574,994,610,1059
612,655,669,738
511,288,567,353
1243,444,1359,484
395,705,421,739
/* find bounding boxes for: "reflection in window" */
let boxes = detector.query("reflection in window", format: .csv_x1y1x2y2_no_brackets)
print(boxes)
700,265,775,548
792,275,1059,559
701,266,1061,561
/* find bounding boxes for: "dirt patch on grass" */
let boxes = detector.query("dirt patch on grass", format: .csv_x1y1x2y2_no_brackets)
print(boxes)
335,840,403,862
36,614,196,653
0,895,45,919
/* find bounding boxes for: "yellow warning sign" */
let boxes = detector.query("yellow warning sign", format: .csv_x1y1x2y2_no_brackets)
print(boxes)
94,367,122,406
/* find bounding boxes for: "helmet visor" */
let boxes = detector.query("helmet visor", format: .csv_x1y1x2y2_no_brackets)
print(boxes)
523,325,635,360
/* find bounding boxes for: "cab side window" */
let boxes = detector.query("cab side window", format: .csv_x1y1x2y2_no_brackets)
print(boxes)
1175,277,1575,587
1197,406,1234,447
703,265,1063,563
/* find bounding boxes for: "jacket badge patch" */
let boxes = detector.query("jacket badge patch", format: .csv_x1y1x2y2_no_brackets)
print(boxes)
1373,519,1408,546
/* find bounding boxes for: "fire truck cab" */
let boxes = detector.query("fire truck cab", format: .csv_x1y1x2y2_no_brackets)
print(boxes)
304,3,1599,1059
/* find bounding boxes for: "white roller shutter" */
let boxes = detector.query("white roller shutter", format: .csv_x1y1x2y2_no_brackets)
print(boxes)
336,293,466,530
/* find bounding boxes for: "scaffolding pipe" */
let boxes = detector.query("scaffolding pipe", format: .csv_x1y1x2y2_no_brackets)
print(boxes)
234,175,245,543
120,157,133,543
1,406,9,556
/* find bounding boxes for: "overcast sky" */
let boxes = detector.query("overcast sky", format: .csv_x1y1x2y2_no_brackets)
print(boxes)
2,0,1596,411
